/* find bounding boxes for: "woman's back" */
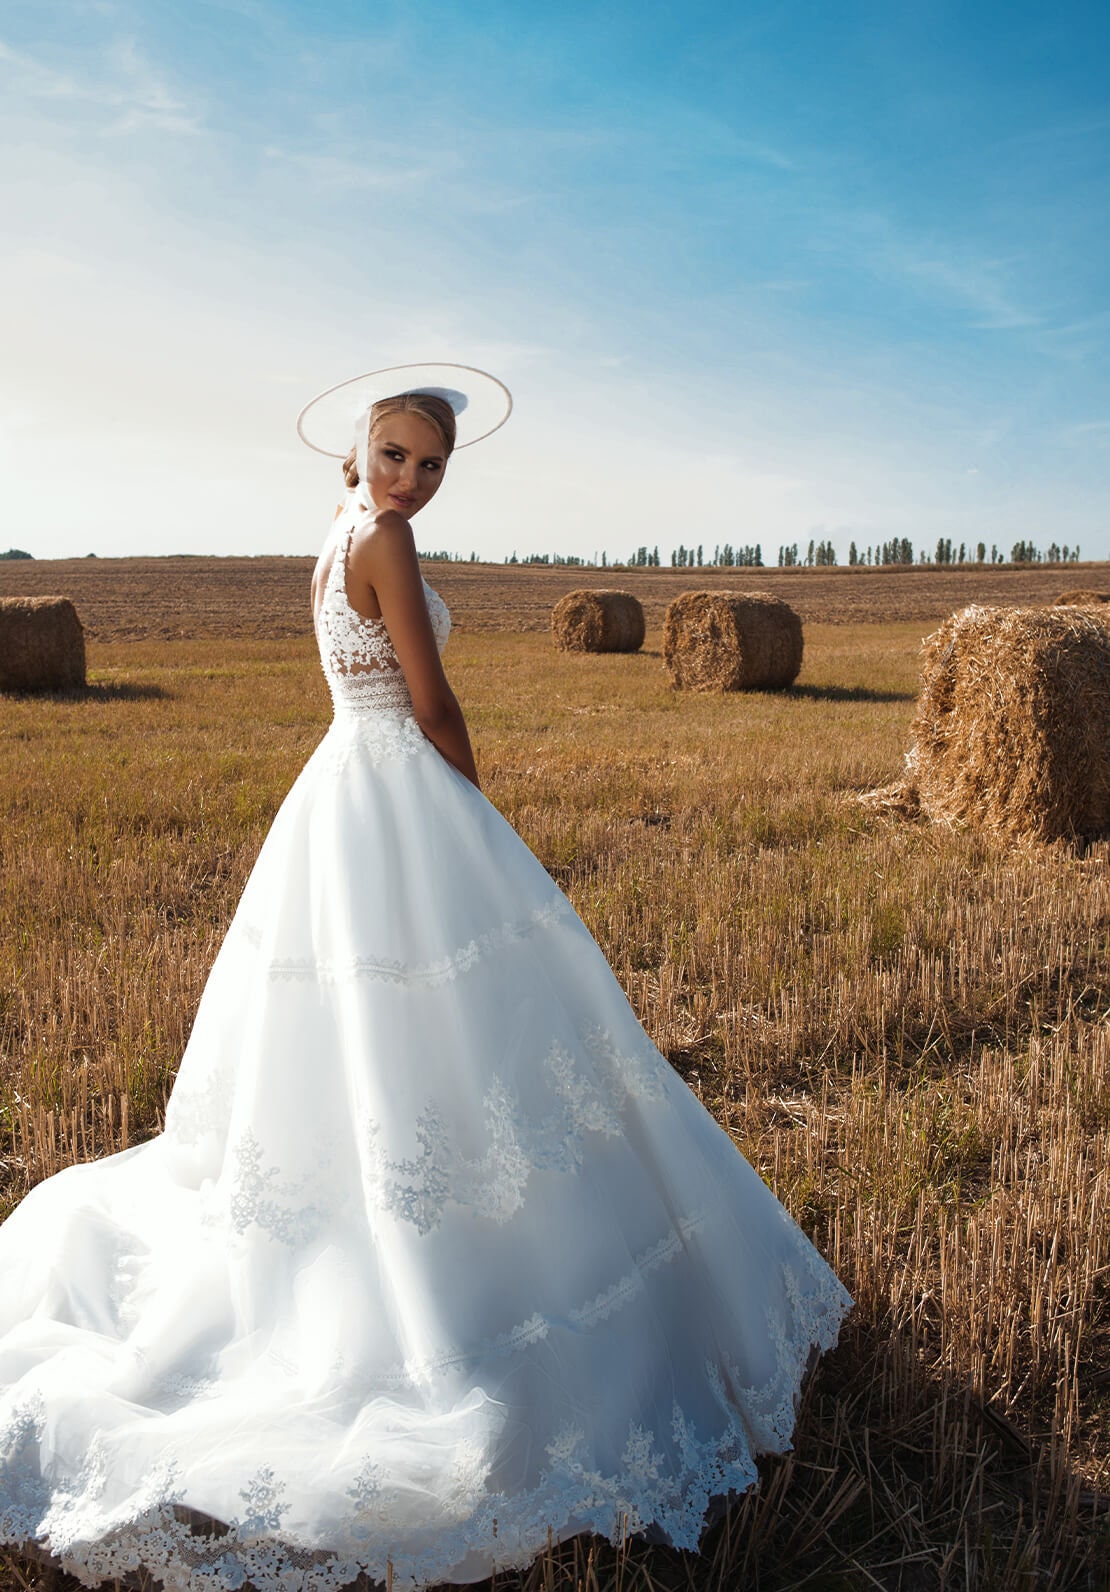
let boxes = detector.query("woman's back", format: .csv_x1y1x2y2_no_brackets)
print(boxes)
314,510,450,719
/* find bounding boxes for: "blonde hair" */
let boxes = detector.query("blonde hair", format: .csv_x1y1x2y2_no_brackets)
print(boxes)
342,392,457,487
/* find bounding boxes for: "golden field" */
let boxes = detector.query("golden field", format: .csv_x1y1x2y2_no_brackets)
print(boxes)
3,560,1110,1589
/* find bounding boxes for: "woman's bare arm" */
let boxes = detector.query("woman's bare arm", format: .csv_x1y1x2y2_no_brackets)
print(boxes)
349,512,480,788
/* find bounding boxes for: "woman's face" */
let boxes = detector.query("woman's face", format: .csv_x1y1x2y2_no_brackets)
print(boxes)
364,412,448,518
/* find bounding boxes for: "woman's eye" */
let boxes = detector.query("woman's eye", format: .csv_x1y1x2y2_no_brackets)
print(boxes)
423,461,442,473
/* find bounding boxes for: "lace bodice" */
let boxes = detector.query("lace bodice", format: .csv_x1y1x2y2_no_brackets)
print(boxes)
315,515,451,716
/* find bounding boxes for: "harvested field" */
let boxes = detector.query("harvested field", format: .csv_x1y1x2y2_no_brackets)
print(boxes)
2,619,1110,1588
1,555,1108,639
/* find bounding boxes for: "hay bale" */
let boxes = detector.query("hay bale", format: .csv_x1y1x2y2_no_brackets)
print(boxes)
906,604,1110,842
551,589,645,653
662,591,803,691
0,596,86,691
1052,589,1110,607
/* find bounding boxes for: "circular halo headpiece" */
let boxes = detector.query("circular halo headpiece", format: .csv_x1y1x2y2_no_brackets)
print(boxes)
295,361,513,456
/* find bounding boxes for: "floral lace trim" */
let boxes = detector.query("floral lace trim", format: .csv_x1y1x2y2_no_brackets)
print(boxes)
233,893,575,988
374,1212,706,1390
310,710,433,771
360,1026,670,1237
188,1025,673,1250
720,1204,853,1452
223,1131,329,1248
0,1283,853,1592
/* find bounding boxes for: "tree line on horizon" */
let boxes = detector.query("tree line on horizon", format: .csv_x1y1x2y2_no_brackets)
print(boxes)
496,537,1085,570
5,540,1088,567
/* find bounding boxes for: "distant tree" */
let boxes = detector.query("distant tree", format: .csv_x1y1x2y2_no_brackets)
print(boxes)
0,548,32,560
1010,540,1043,564
976,542,986,563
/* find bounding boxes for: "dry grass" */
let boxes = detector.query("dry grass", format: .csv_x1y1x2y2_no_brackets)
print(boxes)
2,619,1110,1589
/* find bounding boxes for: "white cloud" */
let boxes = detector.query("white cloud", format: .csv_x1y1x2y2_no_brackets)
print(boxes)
260,145,449,191
0,32,201,135
896,251,1038,331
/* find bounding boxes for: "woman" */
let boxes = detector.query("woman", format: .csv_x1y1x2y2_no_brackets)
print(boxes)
0,363,851,1590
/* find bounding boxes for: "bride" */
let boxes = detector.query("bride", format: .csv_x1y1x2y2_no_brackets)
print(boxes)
0,363,851,1590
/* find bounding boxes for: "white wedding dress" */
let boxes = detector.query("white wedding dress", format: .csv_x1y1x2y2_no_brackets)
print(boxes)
0,507,851,1590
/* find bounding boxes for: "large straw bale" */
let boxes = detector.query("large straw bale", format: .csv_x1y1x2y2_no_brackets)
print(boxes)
906,604,1110,842
0,596,86,691
1052,589,1110,607
551,590,645,653
662,591,803,691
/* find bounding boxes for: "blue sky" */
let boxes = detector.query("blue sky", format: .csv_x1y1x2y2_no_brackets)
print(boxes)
2,0,1109,562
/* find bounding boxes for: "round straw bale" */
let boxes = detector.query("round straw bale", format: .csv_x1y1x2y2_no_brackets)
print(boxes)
907,604,1110,842
0,596,86,692
662,591,803,691
1052,589,1110,607
551,590,645,653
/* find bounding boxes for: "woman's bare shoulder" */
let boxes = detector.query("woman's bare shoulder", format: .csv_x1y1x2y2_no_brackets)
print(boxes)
350,509,416,569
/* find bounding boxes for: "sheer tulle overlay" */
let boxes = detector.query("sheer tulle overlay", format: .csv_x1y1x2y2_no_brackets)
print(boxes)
0,510,851,1589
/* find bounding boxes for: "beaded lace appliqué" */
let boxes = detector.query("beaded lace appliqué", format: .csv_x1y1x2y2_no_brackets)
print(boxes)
315,519,450,720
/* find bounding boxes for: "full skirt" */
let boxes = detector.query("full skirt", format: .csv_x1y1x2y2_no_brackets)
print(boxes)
0,711,851,1589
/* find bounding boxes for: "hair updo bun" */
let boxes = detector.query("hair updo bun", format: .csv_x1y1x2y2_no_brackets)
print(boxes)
340,392,457,487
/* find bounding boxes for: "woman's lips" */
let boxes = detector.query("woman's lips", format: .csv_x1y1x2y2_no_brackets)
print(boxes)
390,494,415,509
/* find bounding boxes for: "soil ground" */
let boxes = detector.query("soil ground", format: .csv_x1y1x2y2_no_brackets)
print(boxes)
1,556,1107,639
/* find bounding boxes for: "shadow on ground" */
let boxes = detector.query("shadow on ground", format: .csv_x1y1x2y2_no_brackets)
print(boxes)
792,682,915,703
1,681,170,702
